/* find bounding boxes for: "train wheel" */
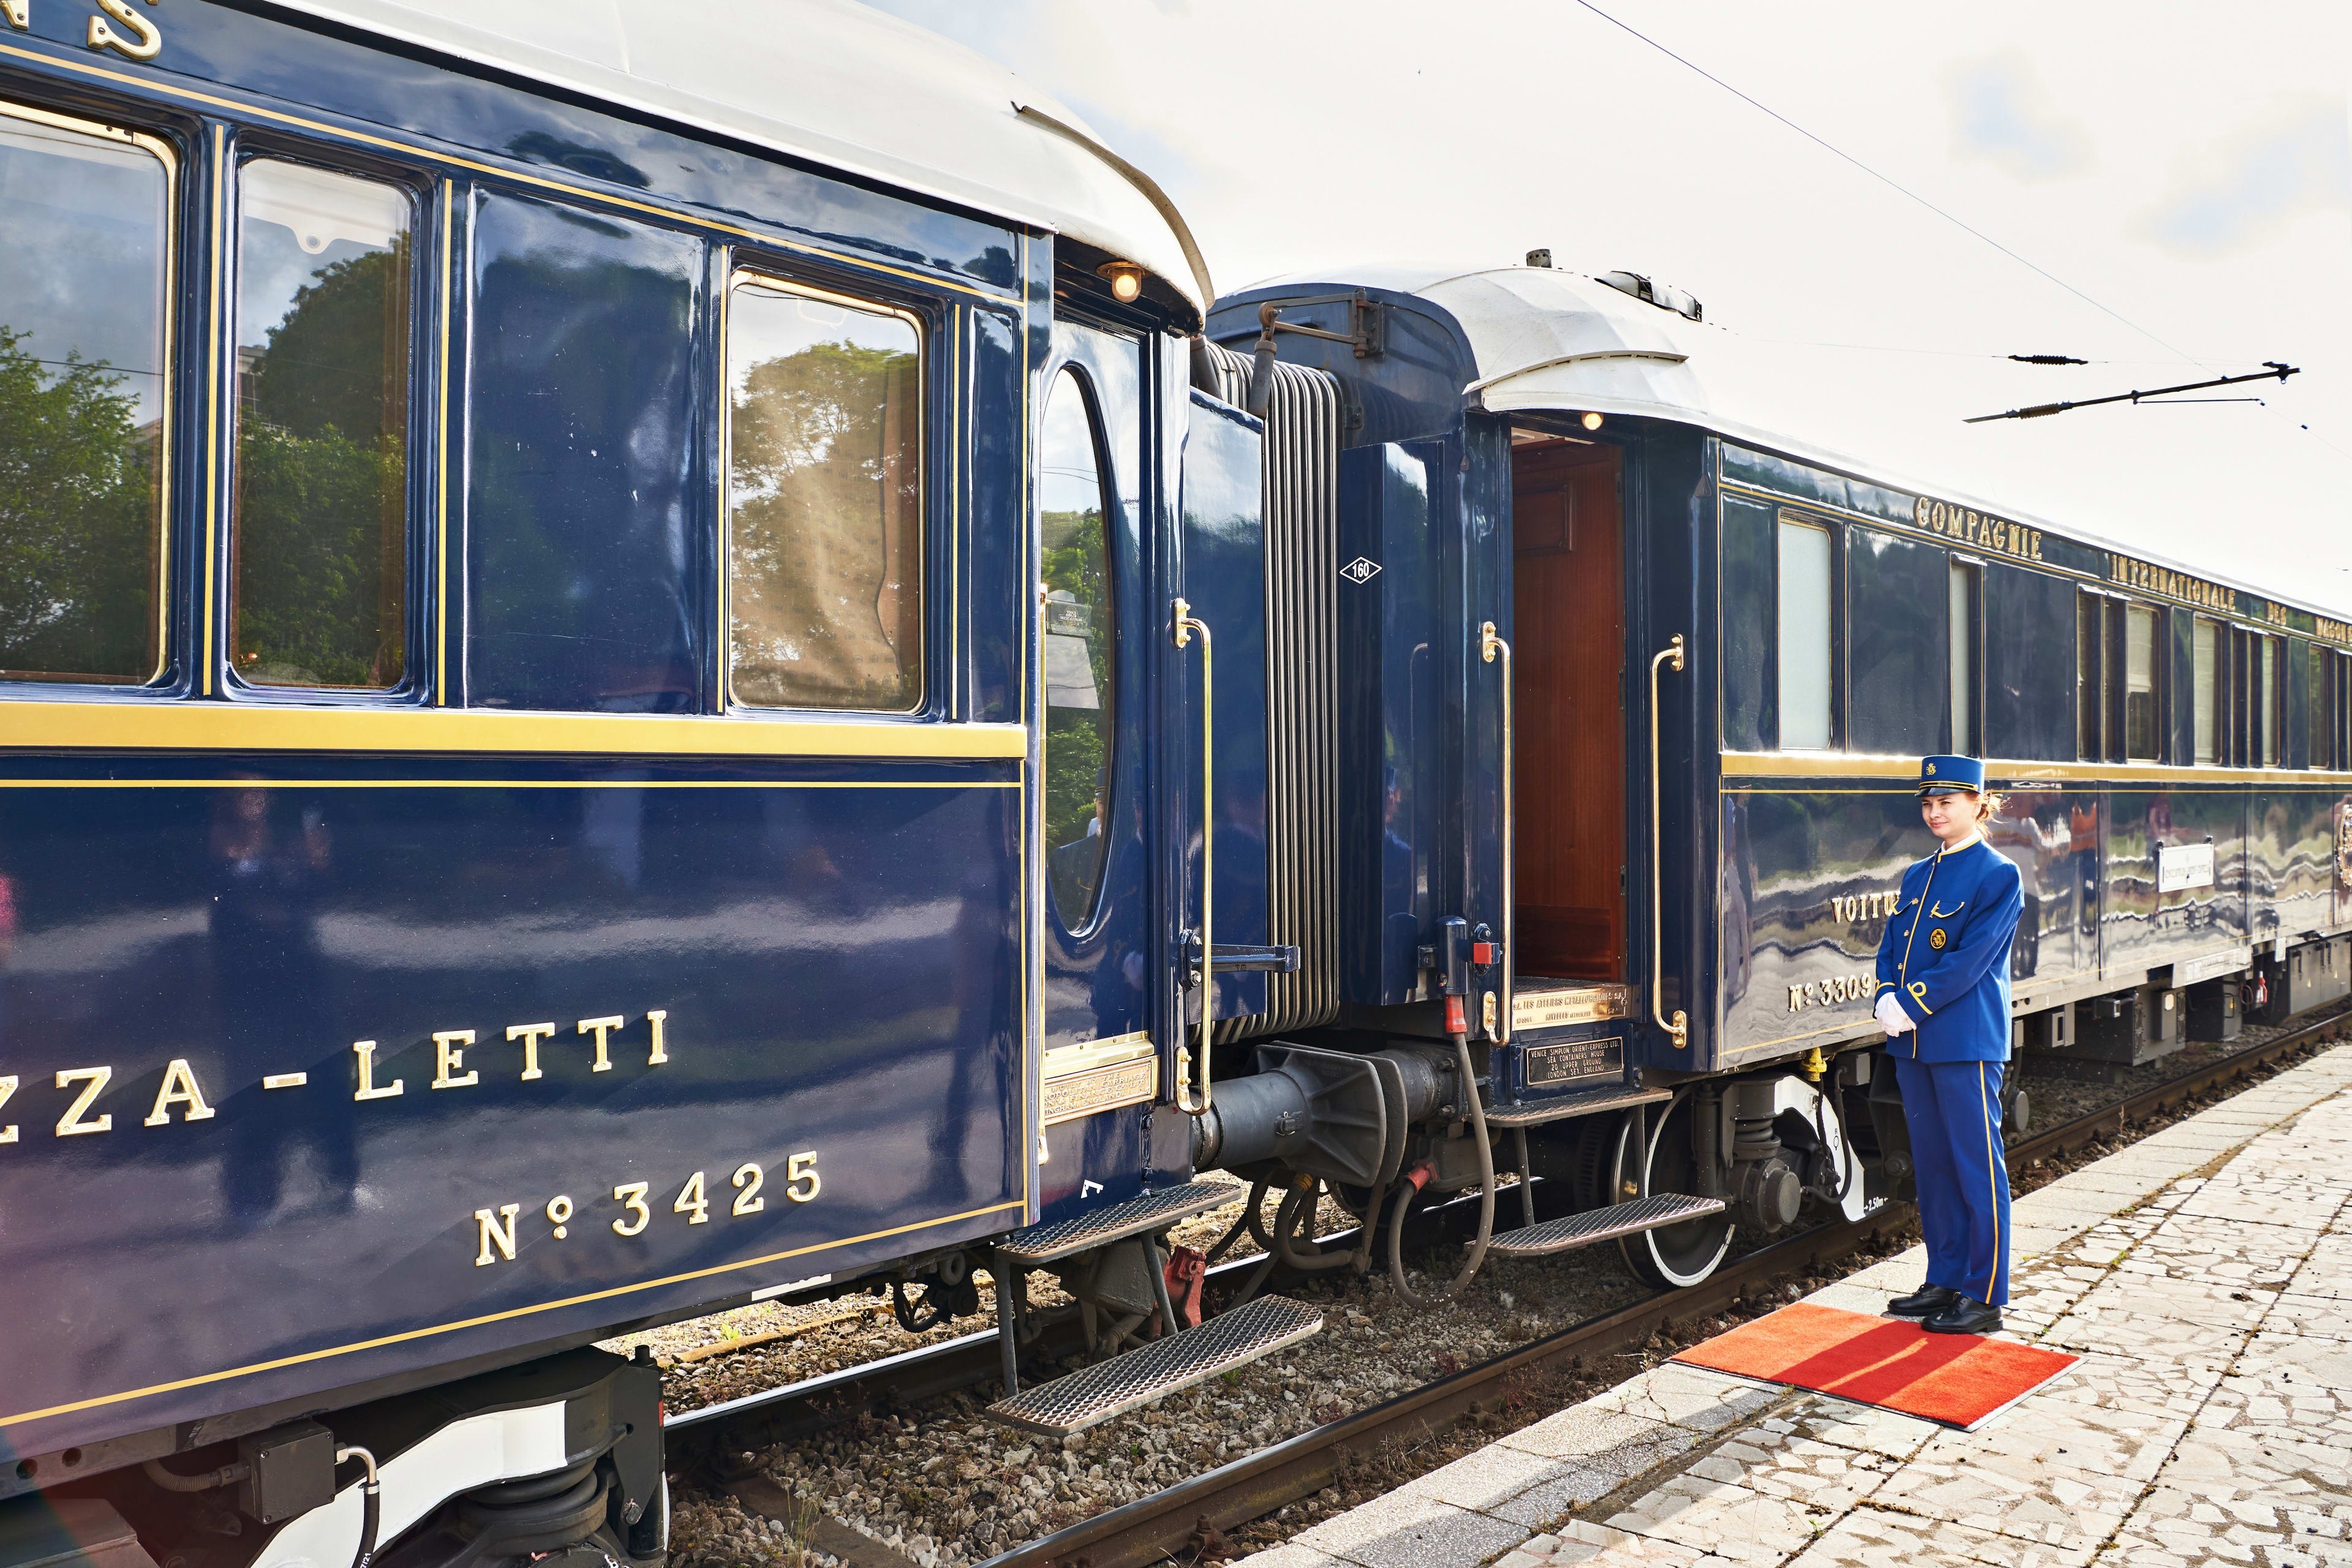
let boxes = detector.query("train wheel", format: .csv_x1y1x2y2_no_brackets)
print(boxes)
1616,1089,1736,1289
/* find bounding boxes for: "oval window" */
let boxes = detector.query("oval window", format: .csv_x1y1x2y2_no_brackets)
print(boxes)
1041,368,1117,930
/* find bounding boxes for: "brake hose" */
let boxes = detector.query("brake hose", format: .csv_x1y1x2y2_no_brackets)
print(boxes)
336,1446,381,1568
1272,1179,1354,1273
1387,1031,1496,1307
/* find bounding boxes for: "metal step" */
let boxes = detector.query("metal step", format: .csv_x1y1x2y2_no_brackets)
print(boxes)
1484,1193,1727,1259
1483,1083,1672,1129
995,1182,1238,1266
985,1295,1323,1437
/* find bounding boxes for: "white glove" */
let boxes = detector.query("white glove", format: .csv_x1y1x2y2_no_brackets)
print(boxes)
1875,993,1915,1036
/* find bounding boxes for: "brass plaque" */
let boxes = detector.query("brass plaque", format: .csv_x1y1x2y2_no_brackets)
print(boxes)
1512,983,1632,1032
1524,1036,1624,1087
1041,1058,1157,1126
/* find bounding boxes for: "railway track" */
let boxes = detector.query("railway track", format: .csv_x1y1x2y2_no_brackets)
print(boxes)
678,1014,2350,1568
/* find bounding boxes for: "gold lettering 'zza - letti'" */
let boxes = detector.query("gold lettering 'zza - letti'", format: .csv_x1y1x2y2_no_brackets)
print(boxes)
0,1010,676,1148
0,1,166,59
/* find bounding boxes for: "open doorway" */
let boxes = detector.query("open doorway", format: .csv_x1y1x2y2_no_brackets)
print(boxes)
1510,432,1627,984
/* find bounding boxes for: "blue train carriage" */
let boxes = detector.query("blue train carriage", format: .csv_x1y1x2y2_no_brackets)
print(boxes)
0,0,1302,1559
1204,259,2352,1290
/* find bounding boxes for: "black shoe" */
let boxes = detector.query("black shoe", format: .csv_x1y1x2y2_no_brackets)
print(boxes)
1923,1296,2003,1335
1887,1284,1960,1317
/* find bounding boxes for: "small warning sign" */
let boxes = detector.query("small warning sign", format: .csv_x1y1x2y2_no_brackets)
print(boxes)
1340,557,1382,584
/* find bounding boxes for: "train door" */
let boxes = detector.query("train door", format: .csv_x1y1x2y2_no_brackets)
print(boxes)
1036,323,1159,1218
1510,435,1629,992
1032,325,1270,1225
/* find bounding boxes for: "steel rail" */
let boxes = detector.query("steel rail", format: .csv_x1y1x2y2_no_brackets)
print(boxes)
680,1011,2346,1564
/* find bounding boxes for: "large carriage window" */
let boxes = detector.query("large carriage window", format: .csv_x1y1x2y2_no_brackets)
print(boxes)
0,103,172,684
1040,368,1116,927
1776,516,1831,748
233,160,412,688
2124,605,2157,761
726,274,922,710
2193,616,2220,764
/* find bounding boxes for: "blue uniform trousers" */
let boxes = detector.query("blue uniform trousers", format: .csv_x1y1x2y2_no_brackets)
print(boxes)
1893,1057,2011,1307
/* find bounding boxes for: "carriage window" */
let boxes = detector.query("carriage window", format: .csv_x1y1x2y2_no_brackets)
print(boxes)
2076,594,2105,761
0,103,172,684
1040,368,1117,928
1948,561,1977,755
2313,647,2336,771
726,276,922,710
1776,517,1831,749
2124,604,2157,761
233,160,412,688
2256,635,2280,766
2193,616,2220,764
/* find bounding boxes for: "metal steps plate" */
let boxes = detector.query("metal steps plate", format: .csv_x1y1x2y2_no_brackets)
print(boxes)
1483,1083,1672,1129
985,1295,1323,1437
1485,1193,1727,1258
995,1182,1237,1266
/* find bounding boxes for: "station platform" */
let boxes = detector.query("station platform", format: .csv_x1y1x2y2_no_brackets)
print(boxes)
1242,1045,2352,1568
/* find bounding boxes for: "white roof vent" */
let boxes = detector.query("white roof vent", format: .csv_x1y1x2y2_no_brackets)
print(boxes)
1597,270,1702,323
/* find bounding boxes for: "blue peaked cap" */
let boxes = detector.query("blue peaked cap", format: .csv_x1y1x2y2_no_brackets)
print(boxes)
1916,754,1986,796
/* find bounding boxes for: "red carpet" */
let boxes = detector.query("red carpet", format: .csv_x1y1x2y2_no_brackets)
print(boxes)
1670,1302,2078,1430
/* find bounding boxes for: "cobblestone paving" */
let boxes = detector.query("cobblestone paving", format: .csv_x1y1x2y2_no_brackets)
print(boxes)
1235,1046,2352,1568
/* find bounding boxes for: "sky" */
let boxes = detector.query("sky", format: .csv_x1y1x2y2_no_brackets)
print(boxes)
870,0,2352,613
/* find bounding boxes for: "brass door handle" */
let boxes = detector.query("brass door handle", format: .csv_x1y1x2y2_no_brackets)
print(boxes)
1649,635,1689,1050
1172,597,1214,1114
1481,621,1513,1043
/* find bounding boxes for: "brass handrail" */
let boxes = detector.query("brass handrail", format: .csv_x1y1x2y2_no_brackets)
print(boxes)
1648,635,1689,1050
1172,597,1215,1114
1480,621,1513,1043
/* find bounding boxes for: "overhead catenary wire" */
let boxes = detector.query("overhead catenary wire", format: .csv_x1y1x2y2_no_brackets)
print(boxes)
1564,0,2201,367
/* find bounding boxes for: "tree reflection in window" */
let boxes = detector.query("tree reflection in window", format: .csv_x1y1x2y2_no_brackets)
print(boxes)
726,277,922,710
1041,367,1116,929
232,160,412,688
0,107,172,684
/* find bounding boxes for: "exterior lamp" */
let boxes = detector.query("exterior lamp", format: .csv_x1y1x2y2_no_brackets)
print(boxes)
1581,412,1604,431
1096,260,1144,303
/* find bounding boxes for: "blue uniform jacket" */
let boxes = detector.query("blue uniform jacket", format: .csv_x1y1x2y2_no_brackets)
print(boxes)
1873,837,2024,1063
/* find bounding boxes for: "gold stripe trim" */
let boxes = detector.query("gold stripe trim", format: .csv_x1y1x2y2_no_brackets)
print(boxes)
203,124,222,693
0,1198,1023,1430
0,38,1016,304
435,179,453,705
0,703,1025,758
1719,751,2352,787
0,778,1014,790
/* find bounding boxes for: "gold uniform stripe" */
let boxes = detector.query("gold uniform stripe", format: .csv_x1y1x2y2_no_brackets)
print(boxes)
1978,1061,2002,1303
0,1199,1023,1431
0,703,1025,760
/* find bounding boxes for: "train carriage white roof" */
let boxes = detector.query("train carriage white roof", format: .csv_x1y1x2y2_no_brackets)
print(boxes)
1248,264,2344,622
262,0,1210,314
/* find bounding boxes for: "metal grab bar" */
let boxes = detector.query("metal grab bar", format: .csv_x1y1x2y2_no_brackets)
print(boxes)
1648,635,1689,1051
1480,621,1513,1043
1172,597,1215,1114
